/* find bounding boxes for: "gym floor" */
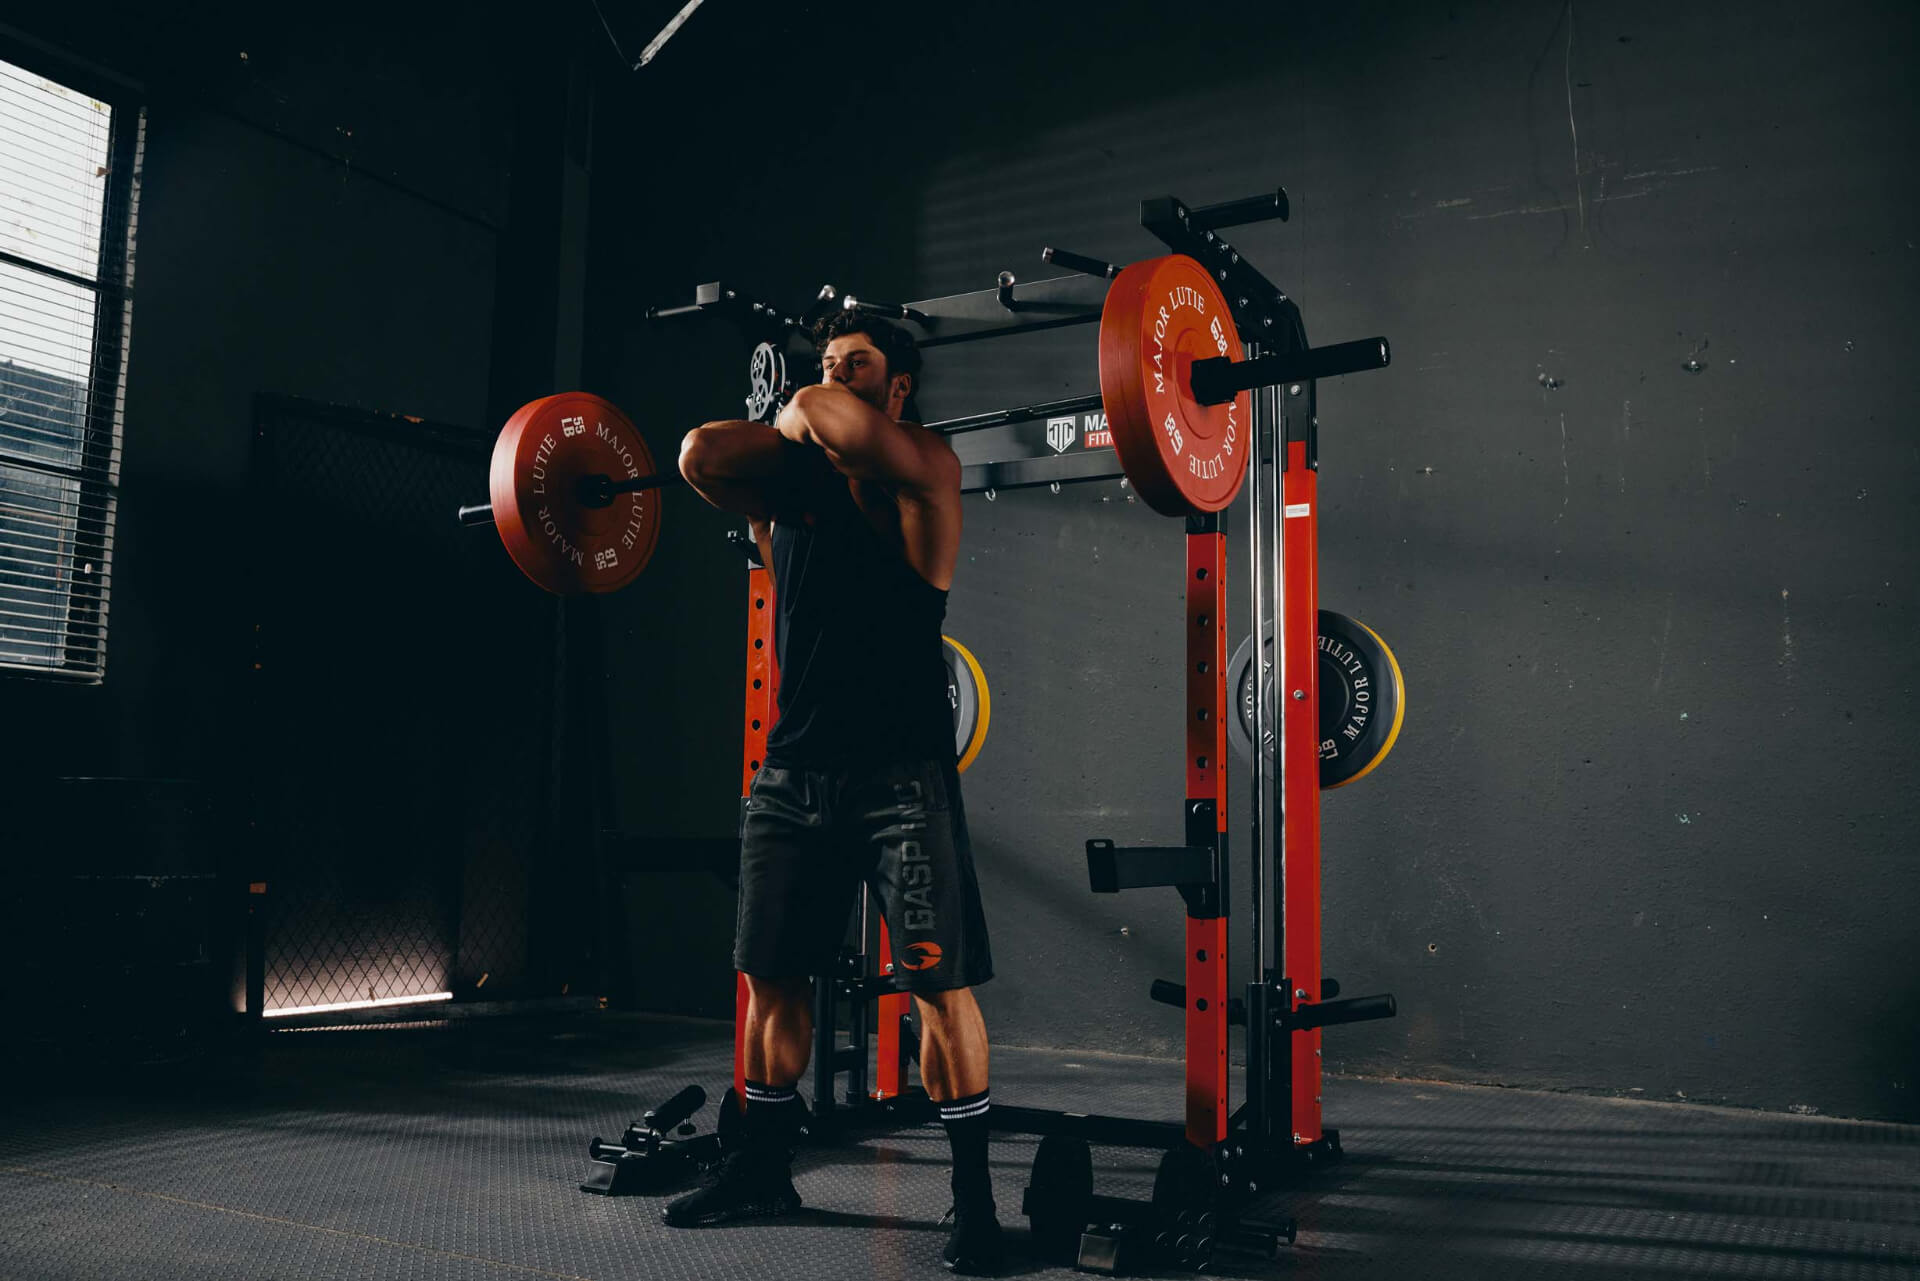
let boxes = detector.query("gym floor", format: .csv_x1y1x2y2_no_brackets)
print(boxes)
1,1013,1914,1280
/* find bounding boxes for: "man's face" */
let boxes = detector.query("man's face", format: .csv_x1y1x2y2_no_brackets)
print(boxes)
821,334,904,415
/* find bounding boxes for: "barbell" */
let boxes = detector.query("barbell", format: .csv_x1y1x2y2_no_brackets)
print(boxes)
457,253,1389,595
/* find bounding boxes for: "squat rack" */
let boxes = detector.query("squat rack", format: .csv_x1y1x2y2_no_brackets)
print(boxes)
659,185,1397,1266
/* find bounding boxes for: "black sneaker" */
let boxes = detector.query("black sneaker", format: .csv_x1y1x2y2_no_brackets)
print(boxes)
660,1147,802,1227
940,1199,1006,1275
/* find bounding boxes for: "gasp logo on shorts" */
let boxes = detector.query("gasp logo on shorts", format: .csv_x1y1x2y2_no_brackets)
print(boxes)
898,942,944,971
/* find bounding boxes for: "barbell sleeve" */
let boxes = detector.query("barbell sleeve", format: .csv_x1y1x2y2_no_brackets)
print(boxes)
1185,187,1290,231
457,502,495,526
1188,336,1391,404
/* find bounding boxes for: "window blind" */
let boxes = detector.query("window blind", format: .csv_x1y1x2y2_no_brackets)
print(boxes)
0,55,138,680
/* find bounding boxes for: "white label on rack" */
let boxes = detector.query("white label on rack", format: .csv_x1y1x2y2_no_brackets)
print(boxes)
1284,503,1312,519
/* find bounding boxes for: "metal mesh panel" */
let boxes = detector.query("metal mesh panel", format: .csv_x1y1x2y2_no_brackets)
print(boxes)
250,396,554,1013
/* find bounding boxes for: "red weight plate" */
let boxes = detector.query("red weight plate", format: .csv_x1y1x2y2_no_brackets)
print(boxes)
488,392,661,595
1097,255,1251,515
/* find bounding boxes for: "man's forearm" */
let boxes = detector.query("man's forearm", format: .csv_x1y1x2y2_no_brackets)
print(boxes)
680,419,807,482
679,419,838,519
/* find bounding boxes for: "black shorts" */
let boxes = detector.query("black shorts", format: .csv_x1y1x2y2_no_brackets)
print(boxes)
734,757,994,994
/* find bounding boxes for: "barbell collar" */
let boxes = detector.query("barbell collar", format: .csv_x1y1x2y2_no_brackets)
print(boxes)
1188,336,1391,405
1184,187,1291,232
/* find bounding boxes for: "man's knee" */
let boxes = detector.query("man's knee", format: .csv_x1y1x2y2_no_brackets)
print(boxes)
913,985,981,1022
742,972,812,1009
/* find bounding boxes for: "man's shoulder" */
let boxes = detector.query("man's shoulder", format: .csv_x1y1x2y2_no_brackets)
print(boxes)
898,421,961,486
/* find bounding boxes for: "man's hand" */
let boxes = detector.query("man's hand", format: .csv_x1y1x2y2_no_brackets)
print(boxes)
774,385,955,494
774,383,855,445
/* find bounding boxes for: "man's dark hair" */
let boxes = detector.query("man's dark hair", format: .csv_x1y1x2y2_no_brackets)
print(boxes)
812,311,924,419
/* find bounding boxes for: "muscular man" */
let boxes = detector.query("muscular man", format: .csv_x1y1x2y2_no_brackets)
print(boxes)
669,314,1002,1274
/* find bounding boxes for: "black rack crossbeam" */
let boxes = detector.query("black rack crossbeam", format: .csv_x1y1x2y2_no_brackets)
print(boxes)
928,393,1103,436
646,281,805,335
961,450,1122,496
891,273,1111,347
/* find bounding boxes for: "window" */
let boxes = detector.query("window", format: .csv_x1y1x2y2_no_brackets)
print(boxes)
0,51,139,680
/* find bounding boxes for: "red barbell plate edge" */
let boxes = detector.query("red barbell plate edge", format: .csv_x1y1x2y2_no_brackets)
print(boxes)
488,392,660,595
1097,255,1251,516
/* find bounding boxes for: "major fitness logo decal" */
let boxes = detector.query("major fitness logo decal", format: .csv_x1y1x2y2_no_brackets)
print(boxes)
1047,412,1113,452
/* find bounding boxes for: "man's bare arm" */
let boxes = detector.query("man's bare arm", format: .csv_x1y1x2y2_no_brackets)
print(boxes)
775,386,957,496
678,419,831,520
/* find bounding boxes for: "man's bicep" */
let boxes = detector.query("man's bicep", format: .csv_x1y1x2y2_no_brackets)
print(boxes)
827,418,955,495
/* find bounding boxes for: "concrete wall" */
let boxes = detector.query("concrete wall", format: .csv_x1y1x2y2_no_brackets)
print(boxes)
596,0,1919,1121
8,0,1910,1121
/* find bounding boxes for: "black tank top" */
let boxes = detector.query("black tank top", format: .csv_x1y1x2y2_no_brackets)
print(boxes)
762,476,954,769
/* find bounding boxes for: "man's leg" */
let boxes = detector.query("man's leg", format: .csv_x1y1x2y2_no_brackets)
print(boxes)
917,986,1002,1274
740,970,814,1151
663,972,814,1227
744,972,815,1087
915,984,989,1100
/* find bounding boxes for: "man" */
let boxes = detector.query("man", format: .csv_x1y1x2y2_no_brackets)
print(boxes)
670,313,1002,1274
